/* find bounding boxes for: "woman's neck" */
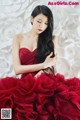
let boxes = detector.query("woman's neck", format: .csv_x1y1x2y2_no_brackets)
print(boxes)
29,29,39,39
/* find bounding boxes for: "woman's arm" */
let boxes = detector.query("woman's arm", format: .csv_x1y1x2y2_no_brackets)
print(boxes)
12,34,44,75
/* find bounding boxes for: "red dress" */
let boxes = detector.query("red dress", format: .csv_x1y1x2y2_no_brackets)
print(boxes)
0,48,80,120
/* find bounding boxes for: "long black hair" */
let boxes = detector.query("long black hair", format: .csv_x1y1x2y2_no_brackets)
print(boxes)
31,5,55,63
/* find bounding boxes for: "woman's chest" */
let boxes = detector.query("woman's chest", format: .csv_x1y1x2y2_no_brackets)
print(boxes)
20,38,37,50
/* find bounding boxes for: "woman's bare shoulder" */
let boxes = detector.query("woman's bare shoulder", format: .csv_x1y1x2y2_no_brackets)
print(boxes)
13,33,24,42
52,35,58,44
14,32,29,41
52,35,58,55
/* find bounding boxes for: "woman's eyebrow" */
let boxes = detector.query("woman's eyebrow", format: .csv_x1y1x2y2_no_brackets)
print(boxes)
37,18,42,21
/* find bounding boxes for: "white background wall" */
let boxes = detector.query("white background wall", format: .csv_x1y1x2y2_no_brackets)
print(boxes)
0,0,80,78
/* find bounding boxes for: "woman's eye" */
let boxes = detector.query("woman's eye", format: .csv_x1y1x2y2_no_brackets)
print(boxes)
37,21,41,23
45,23,48,25
37,21,48,25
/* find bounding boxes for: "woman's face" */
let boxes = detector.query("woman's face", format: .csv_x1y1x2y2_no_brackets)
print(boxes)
31,13,48,34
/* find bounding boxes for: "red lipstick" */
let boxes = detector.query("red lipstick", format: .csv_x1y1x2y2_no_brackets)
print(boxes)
38,29,43,31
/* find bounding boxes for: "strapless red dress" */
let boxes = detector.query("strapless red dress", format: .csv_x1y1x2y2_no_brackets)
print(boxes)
0,48,80,120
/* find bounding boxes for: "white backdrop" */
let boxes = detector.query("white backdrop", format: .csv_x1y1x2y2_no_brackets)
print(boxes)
0,0,80,78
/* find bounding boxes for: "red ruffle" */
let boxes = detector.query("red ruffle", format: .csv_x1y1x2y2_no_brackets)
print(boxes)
0,73,80,120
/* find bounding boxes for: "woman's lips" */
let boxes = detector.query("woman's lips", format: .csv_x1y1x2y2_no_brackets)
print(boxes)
38,29,43,31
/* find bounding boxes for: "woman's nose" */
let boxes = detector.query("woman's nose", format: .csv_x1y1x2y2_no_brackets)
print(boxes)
39,23,43,28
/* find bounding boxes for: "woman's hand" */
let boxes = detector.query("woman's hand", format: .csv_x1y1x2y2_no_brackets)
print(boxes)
34,52,57,78
43,52,57,69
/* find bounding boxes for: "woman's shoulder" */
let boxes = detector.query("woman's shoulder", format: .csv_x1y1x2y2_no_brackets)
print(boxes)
52,35,58,45
52,35,58,55
13,33,24,42
14,32,30,41
13,33,29,45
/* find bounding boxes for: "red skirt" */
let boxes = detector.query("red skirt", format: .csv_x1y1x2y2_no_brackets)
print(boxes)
0,73,80,120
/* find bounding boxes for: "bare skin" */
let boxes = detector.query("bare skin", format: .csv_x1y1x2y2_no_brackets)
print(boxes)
12,14,58,77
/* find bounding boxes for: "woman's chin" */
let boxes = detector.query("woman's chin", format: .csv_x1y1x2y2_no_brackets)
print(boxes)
37,31,43,34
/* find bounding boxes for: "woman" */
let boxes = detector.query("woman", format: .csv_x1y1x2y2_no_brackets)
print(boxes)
0,5,80,120
12,5,57,78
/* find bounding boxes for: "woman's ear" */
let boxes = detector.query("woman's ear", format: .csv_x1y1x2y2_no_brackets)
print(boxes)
30,16,33,25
